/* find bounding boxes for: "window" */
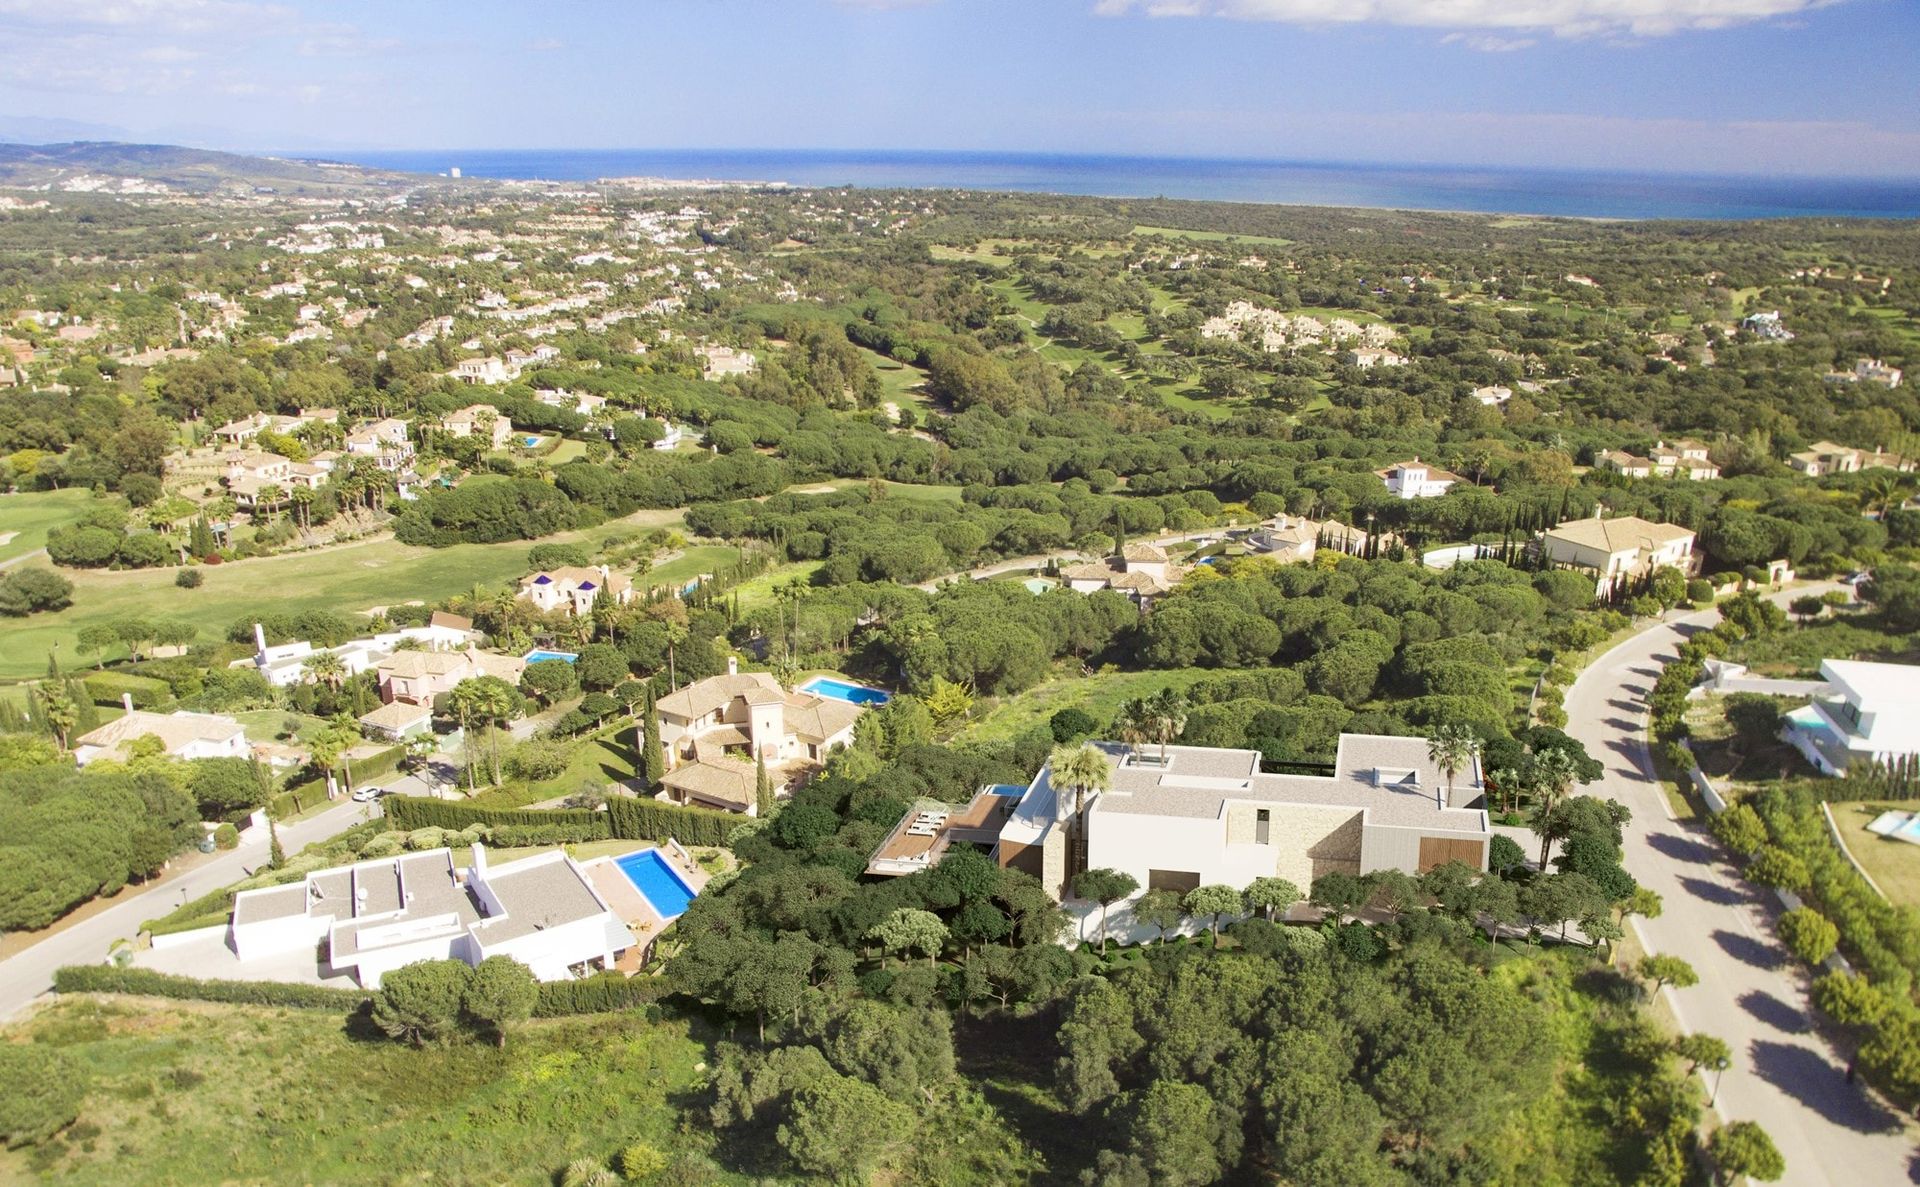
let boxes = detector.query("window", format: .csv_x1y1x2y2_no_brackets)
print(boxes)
1255,809,1270,845
1147,869,1200,894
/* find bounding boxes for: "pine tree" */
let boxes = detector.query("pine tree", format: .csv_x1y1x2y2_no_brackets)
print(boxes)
641,689,665,788
755,751,774,817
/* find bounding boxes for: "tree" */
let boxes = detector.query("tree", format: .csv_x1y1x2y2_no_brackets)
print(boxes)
0,568,73,616
1777,907,1839,966
641,687,665,788
301,649,347,693
75,623,119,668
1638,954,1699,995
1118,1079,1227,1187
1183,884,1243,948
38,684,77,752
1746,845,1810,892
1622,885,1664,924
778,1073,912,1179
0,1045,85,1149
1672,1032,1731,1075
1049,707,1097,742
448,675,518,788
575,642,626,691
461,955,538,1048
869,908,947,967
1789,594,1826,624
923,677,974,728
1113,697,1154,760
1426,723,1480,801
1706,1120,1784,1185
1145,687,1188,762
1133,887,1186,945
1528,746,1582,867
755,751,774,818
1244,876,1302,921
1711,801,1768,856
1072,868,1138,953
1812,971,1889,1029
370,959,470,1045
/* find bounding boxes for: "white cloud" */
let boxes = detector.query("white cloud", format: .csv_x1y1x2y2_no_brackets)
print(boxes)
528,37,565,51
1441,32,1536,51
1094,0,1850,39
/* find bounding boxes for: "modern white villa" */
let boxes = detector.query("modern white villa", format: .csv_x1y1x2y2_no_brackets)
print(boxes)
236,614,483,689
1376,458,1460,499
652,661,864,813
228,845,637,988
1785,660,1920,776
972,734,1490,901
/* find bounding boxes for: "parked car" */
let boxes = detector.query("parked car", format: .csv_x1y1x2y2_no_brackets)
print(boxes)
350,785,383,803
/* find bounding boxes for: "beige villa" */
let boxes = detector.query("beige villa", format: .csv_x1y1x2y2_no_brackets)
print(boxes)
1540,515,1696,593
651,662,864,813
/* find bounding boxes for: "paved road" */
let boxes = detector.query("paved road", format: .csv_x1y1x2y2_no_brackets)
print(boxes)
0,797,376,1021
1565,591,1917,1185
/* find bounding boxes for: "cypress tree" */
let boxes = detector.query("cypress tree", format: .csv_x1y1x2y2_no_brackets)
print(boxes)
641,689,665,788
755,751,774,818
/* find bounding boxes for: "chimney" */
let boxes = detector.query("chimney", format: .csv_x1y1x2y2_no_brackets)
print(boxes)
598,564,610,582
121,693,134,714
726,655,738,677
253,622,267,657
470,842,488,880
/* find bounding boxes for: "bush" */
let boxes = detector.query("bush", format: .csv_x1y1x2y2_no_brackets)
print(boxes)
212,823,239,850
607,796,737,848
1778,907,1840,966
506,738,575,781
533,972,661,1017
82,671,172,709
53,965,372,1009
0,1045,85,1148
490,822,609,846
0,567,74,616
174,568,204,589
1049,707,1097,743
384,795,607,835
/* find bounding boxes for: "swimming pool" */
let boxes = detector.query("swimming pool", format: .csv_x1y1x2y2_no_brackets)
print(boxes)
798,676,892,706
523,649,578,664
614,848,699,919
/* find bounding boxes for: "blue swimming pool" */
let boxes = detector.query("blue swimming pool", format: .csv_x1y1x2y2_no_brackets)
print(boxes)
614,848,699,919
523,649,578,664
798,676,892,706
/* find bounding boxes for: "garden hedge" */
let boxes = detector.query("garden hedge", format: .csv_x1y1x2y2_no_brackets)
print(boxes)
607,797,737,848
533,972,662,1017
81,671,172,710
54,965,372,1010
383,796,610,836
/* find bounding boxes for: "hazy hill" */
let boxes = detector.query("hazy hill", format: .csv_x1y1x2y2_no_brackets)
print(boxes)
0,141,416,195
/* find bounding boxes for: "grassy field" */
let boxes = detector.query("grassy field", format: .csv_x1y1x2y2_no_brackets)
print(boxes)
1132,225,1292,248
0,512,683,681
727,559,827,607
1829,801,1920,909
0,488,94,566
2,997,736,1186
637,544,740,597
961,666,1218,743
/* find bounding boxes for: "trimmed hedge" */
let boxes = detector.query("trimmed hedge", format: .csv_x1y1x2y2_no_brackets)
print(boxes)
82,671,172,710
383,796,610,836
607,796,737,848
54,965,372,1010
534,972,662,1017
489,823,608,846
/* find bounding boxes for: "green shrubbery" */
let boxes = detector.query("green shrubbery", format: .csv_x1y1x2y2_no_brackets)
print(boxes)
53,965,373,1010
80,670,172,709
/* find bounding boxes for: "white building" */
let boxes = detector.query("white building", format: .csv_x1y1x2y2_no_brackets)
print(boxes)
344,418,414,470
453,357,520,386
74,706,251,767
228,845,637,988
441,404,514,449
1471,385,1512,407
1787,660,1920,776
517,565,633,616
236,614,483,688
994,735,1490,901
1376,458,1460,500
1540,515,1696,593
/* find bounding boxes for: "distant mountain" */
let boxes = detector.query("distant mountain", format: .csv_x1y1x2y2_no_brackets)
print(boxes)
0,141,420,195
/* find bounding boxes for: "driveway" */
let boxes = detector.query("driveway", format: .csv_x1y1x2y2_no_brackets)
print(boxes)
1565,591,1918,1184
0,796,376,1021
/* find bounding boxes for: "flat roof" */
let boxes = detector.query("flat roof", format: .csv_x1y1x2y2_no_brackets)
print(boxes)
1822,659,1920,709
231,882,309,927
471,853,611,946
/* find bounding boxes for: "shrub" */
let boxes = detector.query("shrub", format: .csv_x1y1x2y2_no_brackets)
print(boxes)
0,1045,85,1148
81,671,172,709
53,965,372,1009
212,823,239,850
1686,578,1715,605
607,796,737,848
174,568,204,589
534,972,660,1017
371,959,470,1045
618,1141,670,1183
1049,707,1097,742
1778,907,1840,966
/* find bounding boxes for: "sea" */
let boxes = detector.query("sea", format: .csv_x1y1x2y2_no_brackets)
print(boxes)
321,148,1920,221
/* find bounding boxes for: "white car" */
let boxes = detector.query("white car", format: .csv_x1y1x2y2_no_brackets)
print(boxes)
350,786,383,803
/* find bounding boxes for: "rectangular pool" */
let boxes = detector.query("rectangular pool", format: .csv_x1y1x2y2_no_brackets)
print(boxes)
798,676,891,707
523,649,578,664
614,848,698,919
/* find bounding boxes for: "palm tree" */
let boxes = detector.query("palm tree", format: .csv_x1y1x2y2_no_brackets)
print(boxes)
302,650,347,694
1426,724,1480,801
1529,747,1581,867
1048,742,1112,824
1113,698,1152,761
1488,765,1525,816
1146,688,1187,764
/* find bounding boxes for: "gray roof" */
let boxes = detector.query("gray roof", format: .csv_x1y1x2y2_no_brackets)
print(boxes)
471,855,611,946
1054,734,1485,830
230,882,308,927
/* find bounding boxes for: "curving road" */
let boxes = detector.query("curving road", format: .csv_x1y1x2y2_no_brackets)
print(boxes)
1565,592,1917,1185
0,797,376,1021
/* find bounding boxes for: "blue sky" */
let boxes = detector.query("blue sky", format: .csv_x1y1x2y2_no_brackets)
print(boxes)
0,0,1915,175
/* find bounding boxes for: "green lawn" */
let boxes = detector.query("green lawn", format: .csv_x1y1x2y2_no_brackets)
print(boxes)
1829,801,1920,910
0,513,677,681
0,488,94,566
961,666,1219,743
1131,225,1293,248
728,559,827,608
3,997,736,1186
638,545,741,597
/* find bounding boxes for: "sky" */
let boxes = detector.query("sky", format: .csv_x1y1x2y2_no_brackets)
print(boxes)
0,0,1917,176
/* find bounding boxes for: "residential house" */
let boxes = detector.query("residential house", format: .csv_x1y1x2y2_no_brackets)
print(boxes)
228,845,638,988
1789,441,1865,477
1743,310,1795,341
1540,515,1696,592
698,344,757,378
1825,359,1904,389
1244,516,1368,564
238,617,483,689
994,734,1490,901
654,421,685,450
441,404,514,450
652,662,864,813
1376,458,1460,500
516,565,633,617
1648,440,1720,481
1471,385,1512,407
1343,348,1408,369
74,705,251,767
868,787,1024,877
356,699,435,742
212,412,307,444
344,418,414,471
1786,660,1920,776
1061,543,1188,608
376,647,527,706
453,356,519,385
1595,450,1654,480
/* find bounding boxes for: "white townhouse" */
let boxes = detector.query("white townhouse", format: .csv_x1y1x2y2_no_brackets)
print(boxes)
1376,458,1460,500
